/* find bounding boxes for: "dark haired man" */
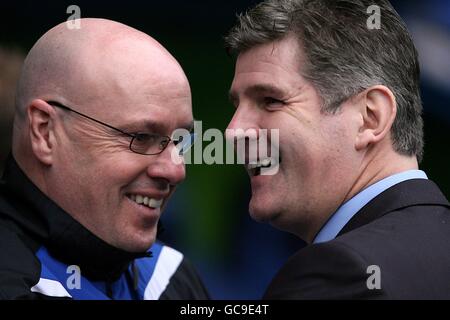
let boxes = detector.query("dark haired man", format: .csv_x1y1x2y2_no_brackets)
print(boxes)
226,0,450,299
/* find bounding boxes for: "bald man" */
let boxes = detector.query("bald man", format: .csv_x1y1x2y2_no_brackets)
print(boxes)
0,19,209,300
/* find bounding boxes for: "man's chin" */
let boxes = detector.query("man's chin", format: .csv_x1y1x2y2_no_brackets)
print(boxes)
249,199,279,224
121,241,154,253
115,230,157,253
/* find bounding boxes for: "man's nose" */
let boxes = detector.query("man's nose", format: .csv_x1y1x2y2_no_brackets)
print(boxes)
226,104,260,133
226,105,262,164
146,144,186,186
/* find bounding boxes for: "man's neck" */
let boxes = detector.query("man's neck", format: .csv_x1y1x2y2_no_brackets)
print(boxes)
302,149,419,243
344,152,419,205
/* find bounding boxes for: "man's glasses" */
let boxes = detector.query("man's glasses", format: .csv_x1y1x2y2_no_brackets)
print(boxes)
47,101,195,156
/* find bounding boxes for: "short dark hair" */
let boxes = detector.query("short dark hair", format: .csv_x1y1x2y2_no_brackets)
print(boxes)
225,0,424,162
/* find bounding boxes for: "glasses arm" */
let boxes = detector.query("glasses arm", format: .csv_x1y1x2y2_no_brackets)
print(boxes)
47,101,135,138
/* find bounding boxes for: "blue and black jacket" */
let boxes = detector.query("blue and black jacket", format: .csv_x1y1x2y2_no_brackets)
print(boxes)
0,156,209,300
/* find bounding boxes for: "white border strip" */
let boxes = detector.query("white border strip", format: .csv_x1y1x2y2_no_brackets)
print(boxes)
31,278,72,298
144,246,183,300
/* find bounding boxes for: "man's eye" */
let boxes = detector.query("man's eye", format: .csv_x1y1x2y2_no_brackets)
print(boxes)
263,97,284,107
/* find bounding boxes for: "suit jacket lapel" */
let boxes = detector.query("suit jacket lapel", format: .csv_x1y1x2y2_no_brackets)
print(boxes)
337,179,450,237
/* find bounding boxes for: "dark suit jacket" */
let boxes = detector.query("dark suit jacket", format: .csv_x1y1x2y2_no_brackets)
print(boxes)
264,179,450,299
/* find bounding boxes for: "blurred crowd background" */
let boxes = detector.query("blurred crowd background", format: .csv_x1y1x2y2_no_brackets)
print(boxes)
1,0,449,299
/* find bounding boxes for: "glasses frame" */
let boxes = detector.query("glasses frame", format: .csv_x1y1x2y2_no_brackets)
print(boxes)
46,100,176,155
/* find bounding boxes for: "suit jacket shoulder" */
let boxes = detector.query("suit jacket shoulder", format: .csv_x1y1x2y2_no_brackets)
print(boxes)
264,179,450,299
264,238,383,299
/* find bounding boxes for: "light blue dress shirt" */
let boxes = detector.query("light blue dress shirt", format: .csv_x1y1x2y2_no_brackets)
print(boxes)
313,170,428,244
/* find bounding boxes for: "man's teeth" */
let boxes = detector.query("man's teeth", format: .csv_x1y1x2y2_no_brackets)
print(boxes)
129,195,163,209
247,158,273,169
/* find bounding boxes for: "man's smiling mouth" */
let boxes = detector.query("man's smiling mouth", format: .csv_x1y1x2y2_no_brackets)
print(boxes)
127,194,163,209
245,156,282,176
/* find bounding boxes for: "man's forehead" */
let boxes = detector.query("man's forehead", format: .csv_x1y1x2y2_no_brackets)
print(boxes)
230,61,301,100
230,43,305,100
236,36,303,68
82,76,192,127
117,113,194,133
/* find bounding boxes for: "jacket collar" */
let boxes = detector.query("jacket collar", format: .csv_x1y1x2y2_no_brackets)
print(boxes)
337,178,450,237
1,155,149,281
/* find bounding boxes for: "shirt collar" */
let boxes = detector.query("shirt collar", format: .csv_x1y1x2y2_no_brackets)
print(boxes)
313,170,428,244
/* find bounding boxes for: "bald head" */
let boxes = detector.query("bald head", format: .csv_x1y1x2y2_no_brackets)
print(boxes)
14,18,190,144
11,19,193,252
13,18,190,158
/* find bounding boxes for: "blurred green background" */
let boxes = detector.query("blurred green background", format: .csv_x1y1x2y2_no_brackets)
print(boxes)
1,0,449,299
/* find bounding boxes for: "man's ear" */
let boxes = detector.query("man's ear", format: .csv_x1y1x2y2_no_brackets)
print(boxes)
28,99,58,165
355,85,397,151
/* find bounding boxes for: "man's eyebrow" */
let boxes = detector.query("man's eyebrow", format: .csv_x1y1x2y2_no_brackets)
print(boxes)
229,83,286,104
246,84,286,97
118,119,195,133
117,119,165,133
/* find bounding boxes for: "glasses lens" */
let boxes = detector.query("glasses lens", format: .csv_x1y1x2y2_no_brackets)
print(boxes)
131,133,169,155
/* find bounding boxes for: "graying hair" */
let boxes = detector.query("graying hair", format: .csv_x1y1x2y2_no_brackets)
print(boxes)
225,0,424,162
